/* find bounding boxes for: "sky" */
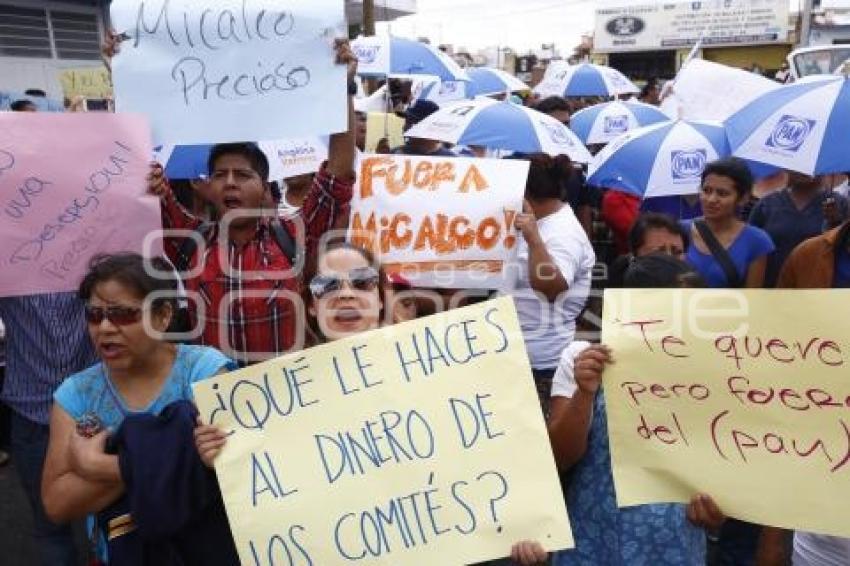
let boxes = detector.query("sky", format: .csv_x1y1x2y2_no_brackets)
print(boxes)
375,0,808,55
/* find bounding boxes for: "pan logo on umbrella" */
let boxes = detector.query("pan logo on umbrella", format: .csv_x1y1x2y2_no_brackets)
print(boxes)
670,149,707,180
539,120,575,147
765,115,816,153
354,45,382,64
603,115,630,135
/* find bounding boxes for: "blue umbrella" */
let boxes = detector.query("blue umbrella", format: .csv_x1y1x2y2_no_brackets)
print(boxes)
353,35,469,82
0,90,64,112
533,63,639,98
404,97,592,162
726,75,850,175
589,120,777,198
163,144,213,180
466,68,528,97
571,101,669,145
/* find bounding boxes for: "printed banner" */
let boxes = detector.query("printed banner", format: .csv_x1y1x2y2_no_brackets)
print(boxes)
261,137,329,180
0,113,160,297
59,67,114,99
348,154,528,289
193,297,574,565
601,289,850,537
594,0,788,52
110,0,347,144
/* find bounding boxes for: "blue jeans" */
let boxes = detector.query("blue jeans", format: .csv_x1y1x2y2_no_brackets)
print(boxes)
10,411,80,566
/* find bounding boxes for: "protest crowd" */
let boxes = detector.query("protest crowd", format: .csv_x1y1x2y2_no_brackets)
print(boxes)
1,3,849,566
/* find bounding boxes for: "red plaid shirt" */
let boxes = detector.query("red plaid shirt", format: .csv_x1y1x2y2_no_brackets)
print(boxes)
161,166,352,363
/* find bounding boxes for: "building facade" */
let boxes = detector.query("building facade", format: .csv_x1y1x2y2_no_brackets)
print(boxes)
592,0,795,81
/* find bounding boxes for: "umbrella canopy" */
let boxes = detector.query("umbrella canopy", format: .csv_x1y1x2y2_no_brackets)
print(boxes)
353,35,469,82
466,67,528,97
533,63,639,98
404,97,592,162
587,120,730,198
415,78,468,105
571,100,669,145
726,75,850,176
162,139,328,181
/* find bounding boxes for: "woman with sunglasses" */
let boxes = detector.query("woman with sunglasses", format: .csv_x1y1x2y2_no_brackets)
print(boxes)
42,253,235,525
195,240,385,465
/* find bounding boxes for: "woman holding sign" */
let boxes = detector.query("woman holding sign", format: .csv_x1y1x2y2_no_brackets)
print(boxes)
547,254,724,566
195,240,387,463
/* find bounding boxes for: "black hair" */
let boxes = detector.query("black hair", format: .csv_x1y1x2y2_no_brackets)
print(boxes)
623,253,705,289
24,89,46,97
269,181,282,204
510,153,573,200
701,158,753,198
640,82,658,98
534,96,571,116
10,99,35,111
628,212,689,254
207,142,270,182
78,253,178,313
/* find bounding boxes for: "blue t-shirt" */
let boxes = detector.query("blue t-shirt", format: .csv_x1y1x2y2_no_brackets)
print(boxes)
683,221,775,288
54,344,235,431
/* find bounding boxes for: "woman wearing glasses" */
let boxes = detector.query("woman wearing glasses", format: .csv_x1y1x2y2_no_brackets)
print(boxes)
195,239,386,465
41,253,235,525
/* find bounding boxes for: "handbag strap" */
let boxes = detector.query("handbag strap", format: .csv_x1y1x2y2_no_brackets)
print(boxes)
694,220,743,288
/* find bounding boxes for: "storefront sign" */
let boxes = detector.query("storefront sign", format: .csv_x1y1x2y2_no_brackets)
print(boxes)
594,0,788,53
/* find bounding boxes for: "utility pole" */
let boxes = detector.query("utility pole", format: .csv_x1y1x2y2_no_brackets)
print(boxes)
363,0,376,36
799,0,814,47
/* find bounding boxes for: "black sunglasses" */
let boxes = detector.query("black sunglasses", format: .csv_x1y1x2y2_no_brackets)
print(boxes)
85,305,142,326
309,267,379,299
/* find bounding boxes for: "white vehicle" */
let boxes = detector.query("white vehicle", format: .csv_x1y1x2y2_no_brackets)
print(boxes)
787,45,850,80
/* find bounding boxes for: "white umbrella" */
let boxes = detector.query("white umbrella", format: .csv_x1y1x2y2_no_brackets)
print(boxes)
405,97,592,162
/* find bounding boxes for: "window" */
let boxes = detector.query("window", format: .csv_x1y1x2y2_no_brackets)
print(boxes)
0,3,101,60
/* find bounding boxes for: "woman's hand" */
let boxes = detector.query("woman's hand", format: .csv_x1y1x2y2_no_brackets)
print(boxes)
686,493,725,531
514,200,542,246
68,429,109,480
574,345,612,395
334,38,358,82
147,162,169,198
195,417,228,468
510,540,548,565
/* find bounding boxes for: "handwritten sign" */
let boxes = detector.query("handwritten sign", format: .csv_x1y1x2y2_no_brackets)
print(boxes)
193,297,573,565
601,289,850,537
0,113,161,297
660,59,779,121
365,112,405,153
348,155,528,289
110,0,347,144
59,67,114,99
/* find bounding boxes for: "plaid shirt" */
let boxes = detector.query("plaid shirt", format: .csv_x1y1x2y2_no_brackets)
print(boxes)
161,166,352,363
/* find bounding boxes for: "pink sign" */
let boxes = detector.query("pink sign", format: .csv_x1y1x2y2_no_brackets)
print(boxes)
0,113,161,297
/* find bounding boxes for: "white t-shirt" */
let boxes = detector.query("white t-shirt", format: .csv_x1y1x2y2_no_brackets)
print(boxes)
794,533,850,566
510,205,595,369
551,340,592,399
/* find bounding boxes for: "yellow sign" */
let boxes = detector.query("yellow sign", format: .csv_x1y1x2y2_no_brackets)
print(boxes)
365,111,405,153
601,289,850,538
193,297,573,566
59,67,113,99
